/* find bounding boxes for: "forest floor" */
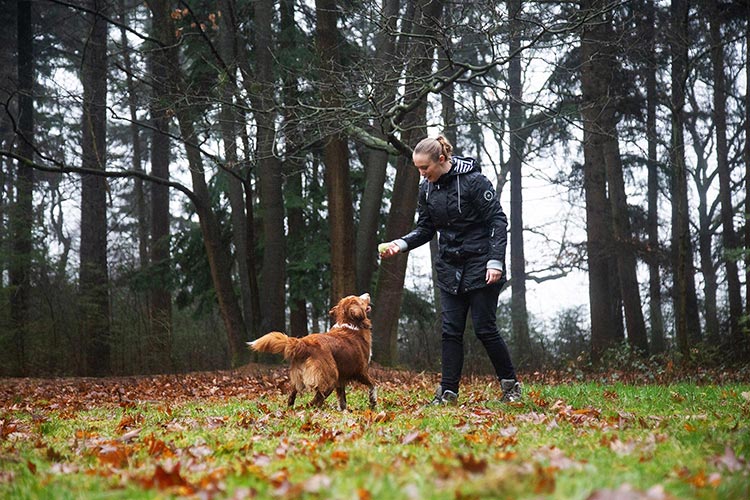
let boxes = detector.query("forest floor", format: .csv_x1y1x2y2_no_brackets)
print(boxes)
1,364,749,499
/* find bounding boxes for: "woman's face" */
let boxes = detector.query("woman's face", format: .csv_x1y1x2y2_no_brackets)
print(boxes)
413,152,447,183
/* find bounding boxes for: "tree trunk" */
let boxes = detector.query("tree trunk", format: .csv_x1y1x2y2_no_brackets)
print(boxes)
254,0,286,333
148,0,173,372
508,0,532,367
9,0,34,376
709,5,744,348
149,0,248,366
79,0,111,376
580,0,617,362
118,1,148,268
685,98,721,345
372,0,444,365
219,0,255,340
316,0,357,305
355,0,400,294
601,136,649,353
177,112,249,366
669,0,701,355
644,0,665,353
281,0,309,338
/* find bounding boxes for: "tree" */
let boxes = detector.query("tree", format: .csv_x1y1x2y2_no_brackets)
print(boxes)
580,0,618,361
8,0,35,376
373,0,444,365
355,0,400,294
316,0,357,305
147,0,174,372
218,0,258,339
708,2,744,346
254,0,287,334
508,0,533,367
79,0,111,376
669,0,701,355
643,0,666,353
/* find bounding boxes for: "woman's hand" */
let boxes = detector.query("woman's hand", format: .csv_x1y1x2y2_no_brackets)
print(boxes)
378,242,400,259
486,268,503,285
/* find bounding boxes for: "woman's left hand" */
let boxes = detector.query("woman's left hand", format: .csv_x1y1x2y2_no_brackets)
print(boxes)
486,269,503,285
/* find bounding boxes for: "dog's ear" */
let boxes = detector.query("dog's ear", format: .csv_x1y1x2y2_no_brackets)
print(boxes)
329,303,339,322
346,299,372,329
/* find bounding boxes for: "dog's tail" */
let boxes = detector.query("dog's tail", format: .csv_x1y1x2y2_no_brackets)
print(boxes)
247,331,295,356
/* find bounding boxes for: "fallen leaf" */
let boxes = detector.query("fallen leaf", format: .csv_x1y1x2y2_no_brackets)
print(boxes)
586,483,675,499
457,453,487,474
711,446,746,472
401,431,426,445
302,473,332,493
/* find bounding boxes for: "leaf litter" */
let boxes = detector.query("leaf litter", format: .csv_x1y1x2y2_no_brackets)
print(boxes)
1,365,748,498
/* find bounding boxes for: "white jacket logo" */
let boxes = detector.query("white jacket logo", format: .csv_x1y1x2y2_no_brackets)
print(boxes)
484,190,494,201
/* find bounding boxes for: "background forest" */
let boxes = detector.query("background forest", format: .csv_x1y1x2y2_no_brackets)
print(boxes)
1,0,749,377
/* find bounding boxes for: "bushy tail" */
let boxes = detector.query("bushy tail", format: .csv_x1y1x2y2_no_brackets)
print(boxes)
247,331,293,356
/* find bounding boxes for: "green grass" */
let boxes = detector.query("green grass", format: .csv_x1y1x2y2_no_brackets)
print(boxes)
1,375,749,499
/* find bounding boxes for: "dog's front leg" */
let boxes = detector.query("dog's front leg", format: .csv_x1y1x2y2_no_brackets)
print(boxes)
336,386,347,411
309,391,326,407
287,389,298,408
355,373,377,409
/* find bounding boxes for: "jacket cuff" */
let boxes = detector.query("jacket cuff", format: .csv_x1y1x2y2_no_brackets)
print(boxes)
486,260,503,271
394,239,409,252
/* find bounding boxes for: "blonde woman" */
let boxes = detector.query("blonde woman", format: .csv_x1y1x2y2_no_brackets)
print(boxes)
380,135,521,405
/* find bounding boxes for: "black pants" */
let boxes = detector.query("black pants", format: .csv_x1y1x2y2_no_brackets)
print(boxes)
439,282,516,393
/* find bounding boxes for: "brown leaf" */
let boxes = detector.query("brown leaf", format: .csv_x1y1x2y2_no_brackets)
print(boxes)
357,488,372,500
401,431,427,445
96,442,130,468
142,463,194,494
331,449,349,465
457,453,487,474
143,434,174,458
533,464,556,494
711,446,746,472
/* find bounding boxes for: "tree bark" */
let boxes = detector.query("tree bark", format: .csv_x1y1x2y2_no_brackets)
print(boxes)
685,92,721,345
281,0,309,338
9,0,34,376
355,0,400,294
79,0,111,376
254,0,287,334
118,0,148,268
316,0,357,305
372,0,444,365
669,0,701,355
708,5,744,348
644,0,666,353
218,0,256,340
508,0,532,366
149,0,248,366
580,0,617,362
148,0,173,372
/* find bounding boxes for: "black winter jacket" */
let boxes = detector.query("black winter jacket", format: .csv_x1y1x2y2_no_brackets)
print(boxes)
396,156,508,295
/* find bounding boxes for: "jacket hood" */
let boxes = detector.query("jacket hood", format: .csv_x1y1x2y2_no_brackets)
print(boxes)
439,156,480,182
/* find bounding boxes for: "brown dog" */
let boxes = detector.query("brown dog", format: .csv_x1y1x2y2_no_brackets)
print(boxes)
248,293,376,410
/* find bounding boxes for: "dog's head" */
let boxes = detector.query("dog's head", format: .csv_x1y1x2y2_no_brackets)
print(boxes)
330,293,372,330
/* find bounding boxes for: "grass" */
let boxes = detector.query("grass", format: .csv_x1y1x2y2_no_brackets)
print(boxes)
1,369,749,499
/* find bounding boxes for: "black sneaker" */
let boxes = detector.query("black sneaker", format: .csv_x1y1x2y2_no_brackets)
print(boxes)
428,385,458,406
500,379,522,403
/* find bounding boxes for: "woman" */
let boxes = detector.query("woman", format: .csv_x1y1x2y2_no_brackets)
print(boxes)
380,135,521,405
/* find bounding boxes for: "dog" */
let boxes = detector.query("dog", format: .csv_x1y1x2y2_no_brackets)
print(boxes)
248,293,377,410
